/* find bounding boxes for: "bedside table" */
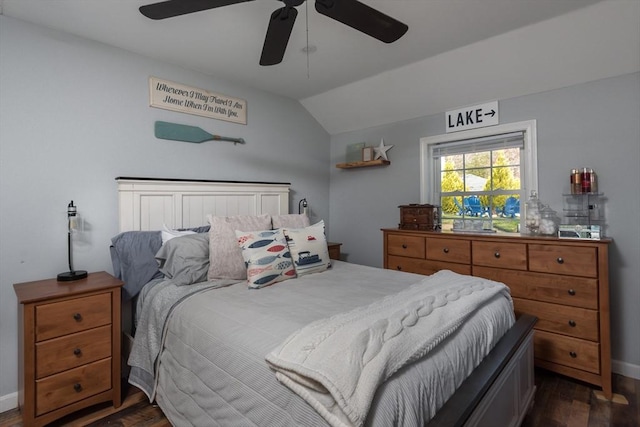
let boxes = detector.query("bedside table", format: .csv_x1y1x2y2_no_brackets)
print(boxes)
327,242,342,260
14,271,123,427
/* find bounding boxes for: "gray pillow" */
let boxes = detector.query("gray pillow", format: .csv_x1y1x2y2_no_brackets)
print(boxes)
110,230,163,300
155,234,209,286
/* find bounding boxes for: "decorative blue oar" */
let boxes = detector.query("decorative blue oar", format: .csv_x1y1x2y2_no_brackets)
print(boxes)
154,121,245,145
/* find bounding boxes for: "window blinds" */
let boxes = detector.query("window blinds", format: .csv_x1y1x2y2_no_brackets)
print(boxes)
431,131,524,158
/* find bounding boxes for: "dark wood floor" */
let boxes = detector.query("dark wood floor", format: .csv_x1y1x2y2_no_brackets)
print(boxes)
1,369,637,427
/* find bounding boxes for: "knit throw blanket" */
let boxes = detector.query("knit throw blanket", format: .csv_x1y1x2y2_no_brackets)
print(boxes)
265,270,512,427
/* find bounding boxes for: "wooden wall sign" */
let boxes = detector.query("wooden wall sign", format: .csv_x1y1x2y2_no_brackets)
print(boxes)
149,77,247,125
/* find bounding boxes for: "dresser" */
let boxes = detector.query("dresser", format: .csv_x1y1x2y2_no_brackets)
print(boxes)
382,228,612,399
14,272,123,427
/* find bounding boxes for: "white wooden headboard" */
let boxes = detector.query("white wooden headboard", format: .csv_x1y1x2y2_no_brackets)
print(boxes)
116,177,290,232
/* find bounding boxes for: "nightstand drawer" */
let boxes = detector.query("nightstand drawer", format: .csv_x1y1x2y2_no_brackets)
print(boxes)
426,238,470,263
387,234,425,259
36,293,111,341
528,244,597,278
36,357,111,416
472,241,527,270
534,330,599,374
513,298,598,341
36,325,112,379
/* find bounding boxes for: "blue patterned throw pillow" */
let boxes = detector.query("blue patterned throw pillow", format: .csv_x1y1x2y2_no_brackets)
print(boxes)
235,228,296,289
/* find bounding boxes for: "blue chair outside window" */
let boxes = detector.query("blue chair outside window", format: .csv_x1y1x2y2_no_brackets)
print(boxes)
464,195,486,217
500,196,520,218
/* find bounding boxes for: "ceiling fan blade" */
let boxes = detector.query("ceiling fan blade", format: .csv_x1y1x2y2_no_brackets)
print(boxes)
315,0,408,43
140,0,253,20
260,7,298,66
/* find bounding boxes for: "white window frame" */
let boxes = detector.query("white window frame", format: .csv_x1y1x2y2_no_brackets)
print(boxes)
420,119,538,212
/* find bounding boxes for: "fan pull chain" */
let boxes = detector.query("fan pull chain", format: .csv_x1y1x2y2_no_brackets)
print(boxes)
305,0,310,79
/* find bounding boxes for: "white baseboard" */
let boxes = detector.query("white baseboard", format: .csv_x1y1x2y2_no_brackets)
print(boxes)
613,359,640,380
0,392,17,414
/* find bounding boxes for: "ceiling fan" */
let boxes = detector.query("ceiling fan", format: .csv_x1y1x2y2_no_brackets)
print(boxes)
139,0,408,66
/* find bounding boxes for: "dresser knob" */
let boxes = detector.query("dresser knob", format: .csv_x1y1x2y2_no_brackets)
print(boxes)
72,313,82,321
443,247,449,254
557,257,564,264
402,244,407,249
568,289,576,296
73,348,82,356
568,320,576,327
494,252,500,258
569,351,577,358
73,383,82,392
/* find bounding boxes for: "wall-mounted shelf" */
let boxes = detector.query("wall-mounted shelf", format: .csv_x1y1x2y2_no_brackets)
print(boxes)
335,159,390,169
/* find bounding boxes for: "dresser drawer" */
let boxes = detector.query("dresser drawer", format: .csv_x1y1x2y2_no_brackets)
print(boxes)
534,330,600,374
426,238,470,264
472,241,527,270
36,293,112,341
36,325,112,379
387,255,471,276
387,234,425,259
36,357,111,416
473,266,598,309
528,244,597,278
513,298,598,341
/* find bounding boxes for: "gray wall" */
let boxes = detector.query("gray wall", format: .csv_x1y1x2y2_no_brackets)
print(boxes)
330,72,640,377
0,16,330,399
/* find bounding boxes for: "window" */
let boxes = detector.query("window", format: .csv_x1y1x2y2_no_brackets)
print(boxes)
420,120,538,233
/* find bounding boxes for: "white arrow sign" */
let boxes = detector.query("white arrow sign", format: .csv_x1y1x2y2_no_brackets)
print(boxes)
446,101,499,133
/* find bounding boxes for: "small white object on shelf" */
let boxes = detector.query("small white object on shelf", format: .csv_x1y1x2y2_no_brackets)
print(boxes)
374,138,393,160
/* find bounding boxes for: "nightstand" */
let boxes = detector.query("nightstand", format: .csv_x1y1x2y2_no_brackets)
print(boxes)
14,271,123,427
328,242,342,260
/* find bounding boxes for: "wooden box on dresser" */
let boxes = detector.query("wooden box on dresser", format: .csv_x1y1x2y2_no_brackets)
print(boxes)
382,228,613,399
13,271,123,427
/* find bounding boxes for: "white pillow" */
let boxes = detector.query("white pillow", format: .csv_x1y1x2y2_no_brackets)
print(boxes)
283,220,331,277
236,228,296,288
207,214,272,280
161,224,196,245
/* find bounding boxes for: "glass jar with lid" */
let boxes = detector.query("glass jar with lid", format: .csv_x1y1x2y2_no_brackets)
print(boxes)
524,190,542,235
539,204,560,236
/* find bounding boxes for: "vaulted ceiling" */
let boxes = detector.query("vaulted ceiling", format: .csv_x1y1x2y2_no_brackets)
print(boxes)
3,1,638,134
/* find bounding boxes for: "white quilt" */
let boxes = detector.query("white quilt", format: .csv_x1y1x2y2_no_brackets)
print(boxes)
266,270,512,427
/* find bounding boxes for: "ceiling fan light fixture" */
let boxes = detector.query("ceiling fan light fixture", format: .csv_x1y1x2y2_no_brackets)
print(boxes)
301,44,317,54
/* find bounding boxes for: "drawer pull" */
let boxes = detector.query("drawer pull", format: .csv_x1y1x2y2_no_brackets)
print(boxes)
443,247,449,254
568,320,576,327
73,313,82,321
494,252,500,258
73,383,82,392
569,351,577,358
557,257,564,264
568,289,576,296
402,244,407,249
73,348,82,356
396,266,402,271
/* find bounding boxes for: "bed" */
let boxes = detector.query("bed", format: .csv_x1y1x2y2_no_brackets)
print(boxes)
113,177,537,427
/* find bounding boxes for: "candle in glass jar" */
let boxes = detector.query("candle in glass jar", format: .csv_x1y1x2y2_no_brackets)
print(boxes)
571,169,582,194
581,168,592,193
